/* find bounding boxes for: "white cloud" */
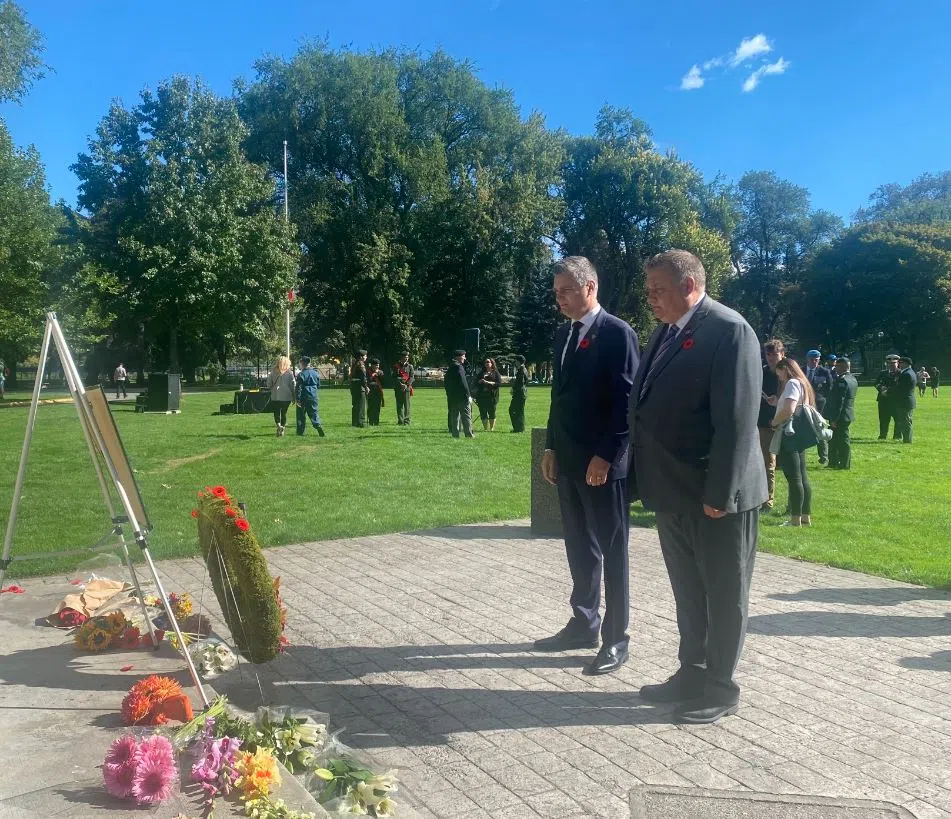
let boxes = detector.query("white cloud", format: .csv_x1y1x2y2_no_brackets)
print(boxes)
730,34,772,67
742,57,791,92
702,56,724,71
680,65,705,91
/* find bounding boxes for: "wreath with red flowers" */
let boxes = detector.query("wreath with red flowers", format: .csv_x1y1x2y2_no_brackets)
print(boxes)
193,485,285,663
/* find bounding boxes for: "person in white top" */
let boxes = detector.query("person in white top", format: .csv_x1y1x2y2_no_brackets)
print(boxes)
769,358,816,527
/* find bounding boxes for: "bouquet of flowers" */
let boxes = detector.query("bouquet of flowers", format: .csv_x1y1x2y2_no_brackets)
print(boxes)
121,675,193,726
306,733,399,817
188,638,239,679
74,611,157,652
102,733,178,805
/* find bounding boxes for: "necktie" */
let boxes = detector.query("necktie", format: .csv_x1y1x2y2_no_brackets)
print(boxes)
639,324,679,399
562,321,584,371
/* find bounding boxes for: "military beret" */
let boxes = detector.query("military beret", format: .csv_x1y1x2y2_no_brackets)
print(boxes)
806,349,821,358
825,354,837,361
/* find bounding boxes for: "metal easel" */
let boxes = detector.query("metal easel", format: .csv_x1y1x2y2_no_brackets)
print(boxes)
0,312,209,707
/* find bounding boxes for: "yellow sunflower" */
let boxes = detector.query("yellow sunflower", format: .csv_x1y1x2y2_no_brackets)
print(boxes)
104,611,128,635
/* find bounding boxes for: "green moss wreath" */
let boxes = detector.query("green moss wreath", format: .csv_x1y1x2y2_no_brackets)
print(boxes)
194,485,284,663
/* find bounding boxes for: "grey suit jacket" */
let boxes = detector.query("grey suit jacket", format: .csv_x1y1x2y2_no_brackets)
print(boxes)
628,296,767,515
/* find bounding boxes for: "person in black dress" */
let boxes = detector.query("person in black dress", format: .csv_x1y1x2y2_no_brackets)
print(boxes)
509,355,530,432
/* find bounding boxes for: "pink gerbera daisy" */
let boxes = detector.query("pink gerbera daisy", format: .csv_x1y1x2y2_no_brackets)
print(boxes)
103,760,138,799
104,735,139,768
131,736,177,804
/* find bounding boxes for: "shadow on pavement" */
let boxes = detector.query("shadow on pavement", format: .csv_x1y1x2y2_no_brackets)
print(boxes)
769,587,951,606
748,610,951,638
420,524,534,539
899,649,951,672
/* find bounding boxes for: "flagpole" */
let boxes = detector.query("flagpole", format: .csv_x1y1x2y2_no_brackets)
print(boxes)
283,140,291,359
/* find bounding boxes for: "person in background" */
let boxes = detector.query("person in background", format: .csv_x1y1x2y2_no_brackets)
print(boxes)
295,356,325,437
917,366,930,398
770,358,816,527
757,340,784,510
475,357,502,431
893,355,917,443
392,351,415,425
509,354,530,432
349,350,369,428
445,349,475,438
266,355,296,437
0,361,5,399
930,365,940,398
367,358,385,426
804,349,834,465
826,356,858,469
876,355,901,439
114,362,128,399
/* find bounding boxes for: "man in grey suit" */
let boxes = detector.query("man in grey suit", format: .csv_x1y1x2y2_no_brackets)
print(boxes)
628,250,767,724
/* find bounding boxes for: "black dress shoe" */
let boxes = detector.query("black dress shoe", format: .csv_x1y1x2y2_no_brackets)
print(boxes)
639,669,705,703
533,625,599,652
673,697,739,724
584,644,628,675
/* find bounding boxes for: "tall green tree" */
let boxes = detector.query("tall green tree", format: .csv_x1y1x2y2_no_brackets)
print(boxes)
558,106,731,334
724,170,841,340
0,1,45,104
72,77,299,373
239,45,563,364
0,121,60,366
795,223,951,359
855,171,951,225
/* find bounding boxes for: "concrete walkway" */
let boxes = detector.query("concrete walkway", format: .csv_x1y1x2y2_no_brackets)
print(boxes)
3,521,951,817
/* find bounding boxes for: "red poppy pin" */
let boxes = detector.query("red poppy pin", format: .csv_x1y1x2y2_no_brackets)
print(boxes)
682,337,695,350
579,338,591,350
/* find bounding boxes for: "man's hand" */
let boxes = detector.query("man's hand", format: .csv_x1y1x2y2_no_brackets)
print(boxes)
585,455,611,487
541,450,558,486
703,504,727,519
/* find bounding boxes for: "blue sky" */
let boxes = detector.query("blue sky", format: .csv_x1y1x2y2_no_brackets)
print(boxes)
3,0,950,219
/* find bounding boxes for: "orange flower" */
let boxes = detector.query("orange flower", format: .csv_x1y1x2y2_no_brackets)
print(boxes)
121,691,151,725
136,675,183,701
235,518,249,532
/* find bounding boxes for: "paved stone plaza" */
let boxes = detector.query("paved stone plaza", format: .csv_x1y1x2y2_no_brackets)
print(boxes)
154,520,951,818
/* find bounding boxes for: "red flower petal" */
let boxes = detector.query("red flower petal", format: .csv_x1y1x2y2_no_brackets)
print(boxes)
120,665,134,672
234,518,250,532
190,509,199,518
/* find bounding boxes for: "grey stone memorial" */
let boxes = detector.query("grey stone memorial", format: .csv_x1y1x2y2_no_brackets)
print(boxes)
531,427,563,537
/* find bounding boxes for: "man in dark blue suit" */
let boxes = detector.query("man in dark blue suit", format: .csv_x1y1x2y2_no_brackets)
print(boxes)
804,349,834,464
535,256,640,676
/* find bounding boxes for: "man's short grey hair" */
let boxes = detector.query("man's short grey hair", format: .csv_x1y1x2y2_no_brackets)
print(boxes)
551,256,599,288
644,249,707,292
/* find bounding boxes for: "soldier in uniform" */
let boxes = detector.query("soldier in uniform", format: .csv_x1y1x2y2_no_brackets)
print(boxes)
804,349,834,464
875,354,900,439
509,354,530,432
349,350,369,428
826,356,858,469
295,356,325,437
392,351,414,425
367,358,385,426
893,355,917,443
445,349,475,438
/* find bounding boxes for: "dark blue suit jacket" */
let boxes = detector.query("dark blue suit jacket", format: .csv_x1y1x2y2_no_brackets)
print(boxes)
545,308,640,481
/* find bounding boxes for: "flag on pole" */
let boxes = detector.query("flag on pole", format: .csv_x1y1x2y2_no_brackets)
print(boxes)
287,289,296,303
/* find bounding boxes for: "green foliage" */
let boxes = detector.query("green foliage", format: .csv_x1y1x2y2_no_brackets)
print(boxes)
795,222,951,357
855,171,951,225
0,121,61,364
196,487,283,664
72,76,299,372
0,1,46,104
558,105,731,332
239,45,562,363
723,170,842,340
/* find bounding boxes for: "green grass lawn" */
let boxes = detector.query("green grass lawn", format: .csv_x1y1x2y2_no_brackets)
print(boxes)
0,386,948,587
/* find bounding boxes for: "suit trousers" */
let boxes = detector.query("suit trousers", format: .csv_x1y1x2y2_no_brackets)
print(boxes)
556,477,630,648
757,428,777,506
829,422,852,469
447,398,474,437
509,393,526,432
895,409,914,443
655,507,758,702
877,399,892,438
